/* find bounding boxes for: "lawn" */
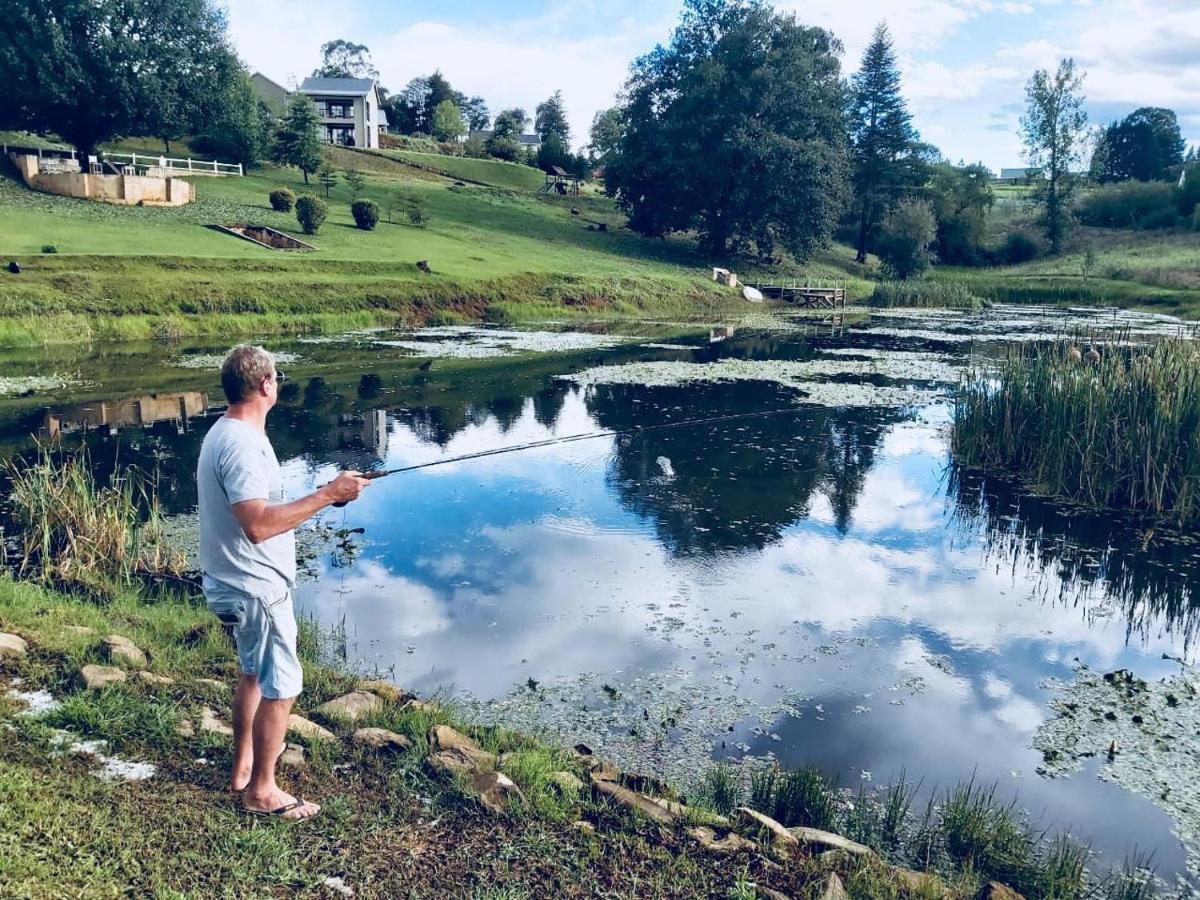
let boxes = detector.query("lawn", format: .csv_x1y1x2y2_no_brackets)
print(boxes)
371,148,549,191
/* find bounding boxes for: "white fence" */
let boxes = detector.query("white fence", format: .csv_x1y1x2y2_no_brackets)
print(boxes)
104,152,243,177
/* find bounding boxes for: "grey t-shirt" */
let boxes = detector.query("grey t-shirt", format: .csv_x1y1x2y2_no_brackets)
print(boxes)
197,416,296,598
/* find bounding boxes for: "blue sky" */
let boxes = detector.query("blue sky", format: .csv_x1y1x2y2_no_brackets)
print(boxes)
224,0,1200,172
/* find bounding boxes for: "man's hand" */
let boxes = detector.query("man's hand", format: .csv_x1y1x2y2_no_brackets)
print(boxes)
322,471,370,505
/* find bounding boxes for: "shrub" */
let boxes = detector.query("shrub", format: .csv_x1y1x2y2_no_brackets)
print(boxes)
1178,165,1200,217
874,198,936,279
268,188,295,212
295,194,327,235
999,230,1039,265
351,199,379,230
869,281,982,309
1194,205,1200,232
40,244,57,254
1075,181,1178,229
407,204,427,228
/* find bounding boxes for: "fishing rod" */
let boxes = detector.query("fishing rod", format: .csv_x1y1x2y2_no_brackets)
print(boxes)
331,405,809,505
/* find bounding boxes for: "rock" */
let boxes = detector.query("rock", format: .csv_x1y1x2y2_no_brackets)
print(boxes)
175,718,195,738
430,724,481,753
194,678,228,695
199,707,233,737
280,743,306,770
102,634,147,669
403,698,436,713
572,742,618,779
428,746,496,776
288,714,337,742
736,807,799,851
818,873,849,900
592,776,679,825
471,770,526,814
689,826,756,854
321,875,354,897
357,680,411,704
788,827,872,857
352,727,412,753
977,882,1025,900
0,632,28,660
63,625,96,637
758,889,792,900
892,867,943,895
316,690,383,724
8,261,21,275
136,671,176,687
80,664,126,690
549,771,585,793
416,260,432,274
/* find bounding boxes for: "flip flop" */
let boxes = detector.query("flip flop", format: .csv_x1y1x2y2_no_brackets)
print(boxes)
229,742,289,792
246,798,317,819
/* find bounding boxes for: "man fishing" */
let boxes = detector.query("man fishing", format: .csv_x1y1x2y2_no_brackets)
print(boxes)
197,345,369,820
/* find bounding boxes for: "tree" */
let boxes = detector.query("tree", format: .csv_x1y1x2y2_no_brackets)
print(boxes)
0,0,236,159
195,68,274,168
343,168,365,198
273,93,323,183
928,162,994,265
1020,58,1088,254
588,108,624,167
605,0,849,259
318,165,338,198
387,77,430,134
1090,107,1186,183
462,97,491,132
431,100,465,143
848,23,927,263
535,90,571,145
537,133,572,172
314,39,378,79
488,108,528,160
874,197,936,278
422,71,458,134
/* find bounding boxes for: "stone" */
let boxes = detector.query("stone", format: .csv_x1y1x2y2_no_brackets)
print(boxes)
322,875,354,897
0,633,28,660
288,714,337,742
175,718,195,738
199,707,233,737
758,889,792,900
977,882,1025,900
194,678,228,694
103,634,147,669
471,770,526,814
818,873,849,900
549,771,585,793
428,746,496,776
689,826,756,854
352,727,412,753
316,690,383,724
788,827,872,857
357,680,411,704
429,724,482,752
892,868,944,895
592,776,679,825
280,743,306,770
80,664,126,690
63,625,96,637
736,807,799,851
136,671,176,687
403,698,436,712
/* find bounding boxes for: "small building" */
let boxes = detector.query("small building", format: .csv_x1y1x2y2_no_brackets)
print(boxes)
469,130,542,152
249,72,290,118
298,77,388,149
997,167,1041,183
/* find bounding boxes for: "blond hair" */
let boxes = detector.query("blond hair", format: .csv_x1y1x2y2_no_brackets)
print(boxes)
220,344,275,403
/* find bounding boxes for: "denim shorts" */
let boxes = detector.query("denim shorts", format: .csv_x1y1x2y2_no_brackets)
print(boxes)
205,588,303,700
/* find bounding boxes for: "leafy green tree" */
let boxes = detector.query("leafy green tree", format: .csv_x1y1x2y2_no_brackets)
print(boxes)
432,100,466,143
195,69,274,168
462,97,491,132
422,71,458,133
848,23,927,263
318,165,339,198
588,108,624,168
0,0,235,159
1020,58,1088,255
314,39,378,79
537,134,573,172
488,108,528,161
535,90,571,145
343,168,365,198
605,0,849,259
1090,107,1186,183
875,197,936,278
387,77,429,134
928,162,994,265
273,93,323,183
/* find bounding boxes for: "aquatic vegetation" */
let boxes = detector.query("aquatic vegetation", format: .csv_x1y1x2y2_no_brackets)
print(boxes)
953,335,1200,526
868,281,983,309
379,325,635,358
0,374,80,396
749,763,839,831
169,350,302,369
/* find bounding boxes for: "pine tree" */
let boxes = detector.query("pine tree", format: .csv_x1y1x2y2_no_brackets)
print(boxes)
272,93,323,184
848,23,924,263
535,90,571,145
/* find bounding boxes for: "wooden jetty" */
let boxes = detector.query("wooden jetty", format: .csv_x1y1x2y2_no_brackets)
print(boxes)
743,281,848,309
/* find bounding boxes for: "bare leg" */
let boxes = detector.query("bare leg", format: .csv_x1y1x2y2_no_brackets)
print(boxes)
242,696,320,819
230,673,261,791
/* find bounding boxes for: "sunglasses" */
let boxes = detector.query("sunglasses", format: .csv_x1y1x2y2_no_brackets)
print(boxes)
271,370,287,383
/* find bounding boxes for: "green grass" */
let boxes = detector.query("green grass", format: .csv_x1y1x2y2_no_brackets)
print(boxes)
868,280,983,309
370,149,548,192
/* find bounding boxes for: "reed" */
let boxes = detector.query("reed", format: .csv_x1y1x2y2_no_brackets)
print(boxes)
2,444,187,592
953,334,1200,527
868,280,983,309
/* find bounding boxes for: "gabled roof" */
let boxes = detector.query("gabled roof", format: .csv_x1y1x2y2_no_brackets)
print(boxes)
299,77,375,95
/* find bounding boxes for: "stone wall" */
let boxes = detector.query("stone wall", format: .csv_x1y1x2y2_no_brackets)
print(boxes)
9,153,195,206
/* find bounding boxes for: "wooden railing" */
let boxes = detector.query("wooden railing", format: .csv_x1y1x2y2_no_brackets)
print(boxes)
103,152,243,176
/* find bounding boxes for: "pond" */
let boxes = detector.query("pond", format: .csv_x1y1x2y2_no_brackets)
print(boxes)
2,306,1198,890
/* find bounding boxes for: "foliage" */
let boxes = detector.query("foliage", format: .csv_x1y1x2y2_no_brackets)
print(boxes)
488,108,529,161
998,230,1040,264
1090,107,1186,183
343,168,366,199
431,100,466,144
1020,58,1088,254
868,281,981,308
606,0,849,259
40,244,57,254
749,763,838,830
313,39,378,79
1076,182,1180,230
534,90,571,145
848,24,930,263
350,198,379,230
272,93,323,183
954,336,1200,526
191,69,274,169
928,162,993,265
874,198,936,278
536,134,573,173
462,96,490,132
588,108,624,168
698,763,743,816
268,188,295,212
0,0,236,158
295,194,327,235
1175,163,1199,217
318,165,339,199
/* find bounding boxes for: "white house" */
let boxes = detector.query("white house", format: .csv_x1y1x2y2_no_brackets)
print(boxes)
298,77,389,149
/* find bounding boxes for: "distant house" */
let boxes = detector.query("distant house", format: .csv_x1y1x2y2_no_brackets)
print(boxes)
298,77,388,149
249,72,289,119
997,167,1041,183
469,130,542,152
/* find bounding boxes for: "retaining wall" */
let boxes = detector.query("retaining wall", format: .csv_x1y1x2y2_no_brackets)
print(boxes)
8,153,195,206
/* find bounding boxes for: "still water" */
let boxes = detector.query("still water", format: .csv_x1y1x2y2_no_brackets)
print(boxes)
2,307,1198,887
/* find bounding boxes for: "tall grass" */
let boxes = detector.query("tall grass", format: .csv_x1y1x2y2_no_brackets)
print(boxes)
868,280,983,309
953,335,1200,526
2,444,186,592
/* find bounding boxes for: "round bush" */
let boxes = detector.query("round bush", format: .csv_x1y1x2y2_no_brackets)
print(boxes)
269,188,295,212
295,195,327,235
351,199,380,231
999,230,1039,265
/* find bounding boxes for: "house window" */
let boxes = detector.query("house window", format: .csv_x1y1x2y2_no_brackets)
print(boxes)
324,125,355,145
326,101,351,118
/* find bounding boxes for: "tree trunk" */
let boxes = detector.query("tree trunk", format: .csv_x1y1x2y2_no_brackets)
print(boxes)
855,201,870,263
163,138,171,154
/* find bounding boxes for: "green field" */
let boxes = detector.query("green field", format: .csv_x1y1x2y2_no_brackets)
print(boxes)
371,148,550,192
